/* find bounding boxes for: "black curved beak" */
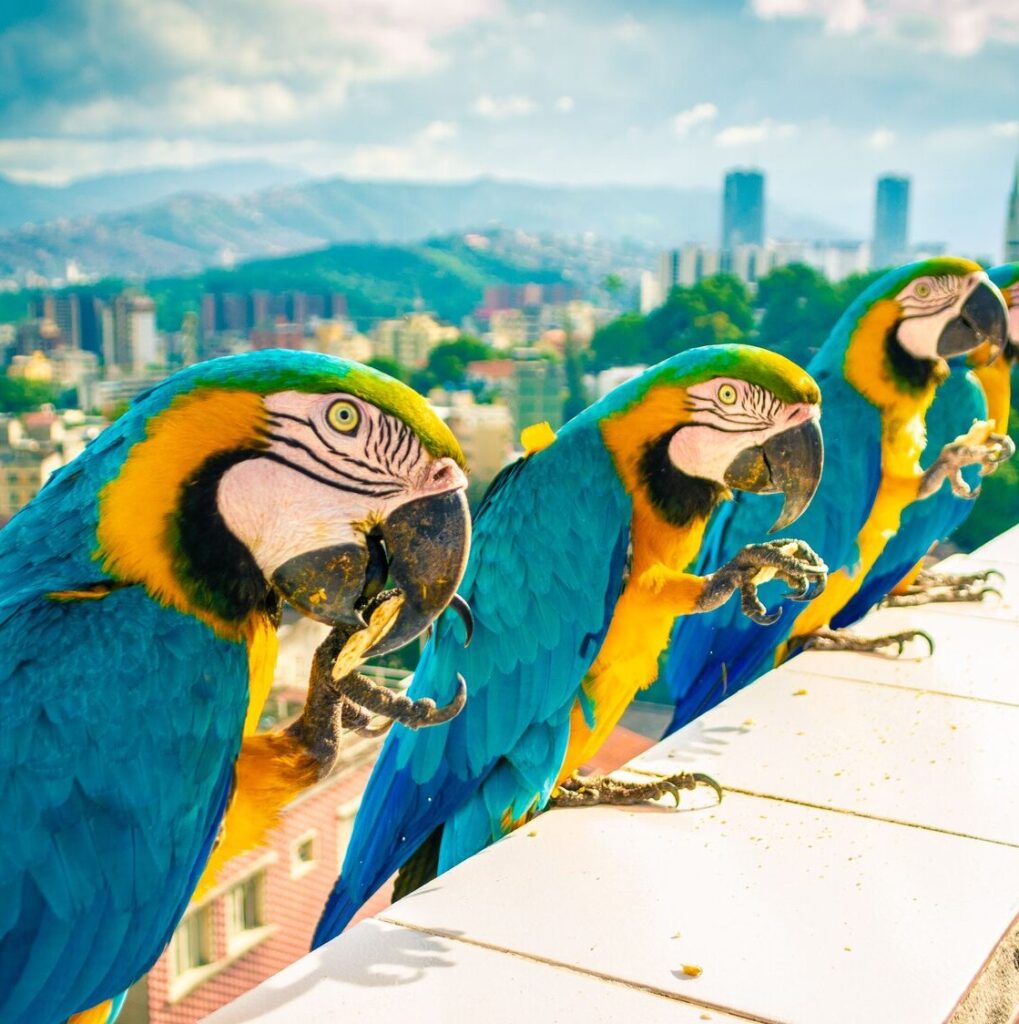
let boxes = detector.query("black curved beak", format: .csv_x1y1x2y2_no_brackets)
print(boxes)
938,281,1008,358
271,488,471,655
724,416,824,534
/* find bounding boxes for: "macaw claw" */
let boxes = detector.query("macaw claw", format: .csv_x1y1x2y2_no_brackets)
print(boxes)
797,627,935,658
698,538,828,626
919,430,1016,500
883,567,1005,607
549,770,723,809
287,591,468,775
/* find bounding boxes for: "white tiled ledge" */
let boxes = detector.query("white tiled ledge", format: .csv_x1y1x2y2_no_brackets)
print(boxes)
206,524,1019,1024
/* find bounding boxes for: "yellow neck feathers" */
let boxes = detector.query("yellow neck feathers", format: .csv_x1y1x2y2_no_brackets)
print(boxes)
95,388,268,639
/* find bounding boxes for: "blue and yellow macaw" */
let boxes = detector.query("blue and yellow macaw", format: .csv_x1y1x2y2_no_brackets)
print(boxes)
313,344,828,946
663,258,1009,736
0,351,473,1024
832,261,1018,625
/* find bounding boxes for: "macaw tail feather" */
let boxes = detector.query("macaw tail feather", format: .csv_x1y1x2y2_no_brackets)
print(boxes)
311,882,361,950
392,827,442,903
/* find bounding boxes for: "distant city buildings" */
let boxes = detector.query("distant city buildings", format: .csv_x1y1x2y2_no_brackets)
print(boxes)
200,290,347,337
472,283,588,349
654,238,871,296
0,408,103,521
872,174,911,269
440,392,514,502
722,169,765,251
371,313,459,369
1006,160,1019,263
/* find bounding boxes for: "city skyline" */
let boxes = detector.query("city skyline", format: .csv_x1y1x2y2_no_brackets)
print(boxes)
1,2,1018,253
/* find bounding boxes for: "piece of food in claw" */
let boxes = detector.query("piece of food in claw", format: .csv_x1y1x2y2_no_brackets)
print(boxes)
958,418,994,447
751,541,804,587
330,594,406,682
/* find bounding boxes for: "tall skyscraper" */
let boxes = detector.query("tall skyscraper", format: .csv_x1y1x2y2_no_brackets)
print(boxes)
1005,159,1019,263
872,174,910,269
721,169,765,251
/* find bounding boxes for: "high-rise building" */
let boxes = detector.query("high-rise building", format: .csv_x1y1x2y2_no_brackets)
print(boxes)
1005,159,1019,263
721,169,765,251
30,294,81,349
872,174,910,269
111,294,160,374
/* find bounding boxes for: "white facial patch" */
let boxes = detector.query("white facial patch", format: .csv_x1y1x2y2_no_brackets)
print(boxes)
1007,287,1019,345
895,271,984,360
217,457,368,579
214,391,466,578
668,378,816,484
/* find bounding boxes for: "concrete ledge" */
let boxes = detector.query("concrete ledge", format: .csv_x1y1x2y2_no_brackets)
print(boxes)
205,523,1019,1024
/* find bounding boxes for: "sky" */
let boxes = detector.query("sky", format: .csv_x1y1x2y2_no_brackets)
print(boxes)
1,0,1018,252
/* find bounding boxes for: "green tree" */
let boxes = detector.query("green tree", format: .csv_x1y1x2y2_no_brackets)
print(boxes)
754,264,841,366
367,356,407,383
562,336,589,420
644,274,753,363
589,313,648,370
0,377,58,413
426,336,494,388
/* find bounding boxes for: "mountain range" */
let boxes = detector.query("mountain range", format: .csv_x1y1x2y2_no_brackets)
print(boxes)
0,165,854,282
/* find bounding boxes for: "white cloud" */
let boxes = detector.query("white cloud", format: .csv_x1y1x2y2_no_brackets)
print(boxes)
991,121,1019,138
1,0,504,145
417,120,459,143
473,93,537,118
749,0,1019,56
671,102,718,138
715,119,799,146
554,96,575,114
867,127,896,149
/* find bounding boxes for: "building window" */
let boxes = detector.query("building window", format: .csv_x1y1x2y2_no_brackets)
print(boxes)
290,829,318,879
170,904,215,980
225,869,267,956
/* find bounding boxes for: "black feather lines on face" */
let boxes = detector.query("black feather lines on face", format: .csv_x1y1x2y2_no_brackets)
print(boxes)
639,430,724,527
175,449,277,623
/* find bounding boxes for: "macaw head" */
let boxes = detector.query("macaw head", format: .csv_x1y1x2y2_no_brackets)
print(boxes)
96,351,470,653
601,345,823,533
838,258,1008,402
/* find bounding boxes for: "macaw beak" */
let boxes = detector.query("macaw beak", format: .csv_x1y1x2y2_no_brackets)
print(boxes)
271,488,471,656
937,281,1008,358
724,415,824,533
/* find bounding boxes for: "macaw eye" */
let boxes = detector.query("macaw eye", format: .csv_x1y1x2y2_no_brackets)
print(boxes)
326,400,361,434
914,281,932,299
718,384,738,405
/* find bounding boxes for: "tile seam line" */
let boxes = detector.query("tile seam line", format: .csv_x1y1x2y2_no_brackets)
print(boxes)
374,915,780,1024
778,668,1019,709
619,775,1019,849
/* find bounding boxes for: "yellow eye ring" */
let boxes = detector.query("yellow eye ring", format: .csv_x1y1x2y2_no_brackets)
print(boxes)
718,384,738,405
914,281,932,299
326,400,360,434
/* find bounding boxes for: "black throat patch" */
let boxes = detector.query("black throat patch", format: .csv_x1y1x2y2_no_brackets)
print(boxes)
175,449,277,623
639,430,724,527
884,321,938,393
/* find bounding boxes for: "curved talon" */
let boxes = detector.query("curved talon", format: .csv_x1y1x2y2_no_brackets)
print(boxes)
977,586,1003,602
691,772,724,803
914,630,936,657
449,593,474,647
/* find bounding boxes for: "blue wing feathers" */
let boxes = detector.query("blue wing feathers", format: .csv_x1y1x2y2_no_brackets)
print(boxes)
0,588,249,1024
314,419,631,947
664,360,885,734
832,367,987,629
